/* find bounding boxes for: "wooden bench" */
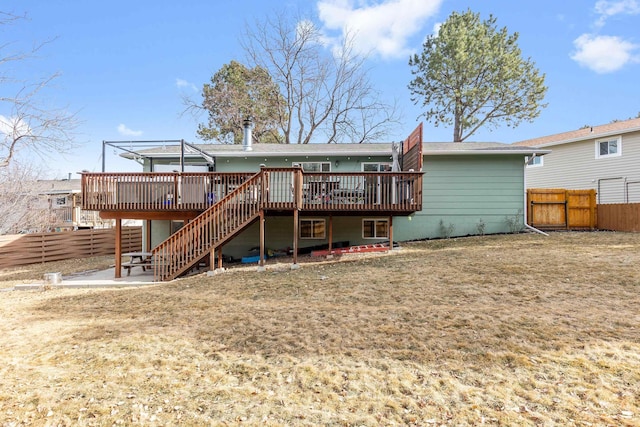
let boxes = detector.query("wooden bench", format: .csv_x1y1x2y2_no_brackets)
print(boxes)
121,251,153,276
121,260,151,276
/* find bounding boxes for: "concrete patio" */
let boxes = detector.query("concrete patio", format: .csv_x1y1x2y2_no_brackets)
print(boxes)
11,266,158,291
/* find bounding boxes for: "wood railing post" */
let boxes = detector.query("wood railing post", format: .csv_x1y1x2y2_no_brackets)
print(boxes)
115,219,122,278
293,209,299,265
261,167,268,208
259,210,265,267
294,167,303,209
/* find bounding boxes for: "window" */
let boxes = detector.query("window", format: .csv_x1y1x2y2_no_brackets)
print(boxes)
596,136,621,158
525,155,543,167
362,162,392,172
299,162,330,172
300,219,325,239
363,218,389,239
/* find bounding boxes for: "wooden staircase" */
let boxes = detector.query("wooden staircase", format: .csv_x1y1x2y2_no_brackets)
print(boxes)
151,171,264,281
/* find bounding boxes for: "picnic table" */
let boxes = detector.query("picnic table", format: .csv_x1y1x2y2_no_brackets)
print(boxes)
121,251,152,276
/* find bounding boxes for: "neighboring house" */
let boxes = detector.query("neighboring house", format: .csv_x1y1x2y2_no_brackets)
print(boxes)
82,124,545,280
0,177,113,234
513,117,640,204
34,179,114,231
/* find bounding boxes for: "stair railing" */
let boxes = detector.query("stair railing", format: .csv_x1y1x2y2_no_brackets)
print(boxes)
152,171,264,281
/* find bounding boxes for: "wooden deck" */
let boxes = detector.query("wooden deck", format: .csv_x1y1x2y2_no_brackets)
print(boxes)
82,168,423,281
81,168,423,216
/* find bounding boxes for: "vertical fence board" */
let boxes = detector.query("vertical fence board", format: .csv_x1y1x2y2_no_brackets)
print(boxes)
0,227,142,269
597,203,640,232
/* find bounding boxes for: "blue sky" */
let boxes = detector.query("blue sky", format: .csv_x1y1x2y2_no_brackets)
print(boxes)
2,0,639,177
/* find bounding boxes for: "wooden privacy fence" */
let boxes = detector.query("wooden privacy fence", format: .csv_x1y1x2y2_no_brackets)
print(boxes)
597,203,640,232
527,189,597,230
0,227,141,269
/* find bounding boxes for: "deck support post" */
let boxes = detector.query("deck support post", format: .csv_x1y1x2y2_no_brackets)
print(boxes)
145,220,152,252
328,215,333,256
388,215,393,250
293,209,299,265
259,211,265,267
218,247,223,269
115,218,122,278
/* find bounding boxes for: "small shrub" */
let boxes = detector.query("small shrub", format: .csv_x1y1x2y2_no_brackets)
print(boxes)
476,218,486,236
504,209,524,233
439,219,455,239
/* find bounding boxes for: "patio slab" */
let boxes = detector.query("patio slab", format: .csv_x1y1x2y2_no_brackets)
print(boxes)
12,266,158,291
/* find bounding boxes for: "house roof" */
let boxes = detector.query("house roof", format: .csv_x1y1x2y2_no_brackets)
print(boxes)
512,117,640,148
131,142,396,158
0,179,81,197
33,179,82,195
125,141,547,159
422,142,549,156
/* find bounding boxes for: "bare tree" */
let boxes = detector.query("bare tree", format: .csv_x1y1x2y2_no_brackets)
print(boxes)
1,11,78,169
241,12,399,144
0,161,50,234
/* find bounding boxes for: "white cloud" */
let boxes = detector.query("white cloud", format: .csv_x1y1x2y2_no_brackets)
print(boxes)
571,33,639,73
117,124,143,137
317,0,444,59
594,0,640,27
0,115,30,137
432,22,442,36
176,78,198,91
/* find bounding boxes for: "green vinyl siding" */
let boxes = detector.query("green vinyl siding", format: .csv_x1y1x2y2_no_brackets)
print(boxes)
394,154,525,241
213,155,392,173
146,152,527,256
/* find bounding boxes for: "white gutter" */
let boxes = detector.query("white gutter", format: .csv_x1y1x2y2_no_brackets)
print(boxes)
523,158,549,236
424,148,551,156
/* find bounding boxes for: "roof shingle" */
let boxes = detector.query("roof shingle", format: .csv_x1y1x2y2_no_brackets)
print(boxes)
512,117,640,147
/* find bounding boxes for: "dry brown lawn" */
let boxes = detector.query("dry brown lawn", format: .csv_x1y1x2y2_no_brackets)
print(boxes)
1,231,639,426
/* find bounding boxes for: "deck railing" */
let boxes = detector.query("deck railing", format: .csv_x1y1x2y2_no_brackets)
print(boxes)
298,171,422,212
82,169,422,213
82,172,256,211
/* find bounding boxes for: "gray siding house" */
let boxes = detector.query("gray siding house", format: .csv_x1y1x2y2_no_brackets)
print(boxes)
514,117,640,204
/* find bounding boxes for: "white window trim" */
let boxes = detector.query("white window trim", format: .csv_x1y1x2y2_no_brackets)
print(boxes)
361,162,392,172
297,161,331,172
300,218,326,239
362,218,389,239
526,155,543,168
595,136,622,159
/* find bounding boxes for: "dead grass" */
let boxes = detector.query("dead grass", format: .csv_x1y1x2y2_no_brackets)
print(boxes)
1,231,639,425
0,256,114,287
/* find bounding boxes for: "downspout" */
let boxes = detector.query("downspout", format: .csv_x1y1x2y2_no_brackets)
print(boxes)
523,156,549,236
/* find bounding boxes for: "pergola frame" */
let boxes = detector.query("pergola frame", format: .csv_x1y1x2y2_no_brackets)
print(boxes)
102,139,215,172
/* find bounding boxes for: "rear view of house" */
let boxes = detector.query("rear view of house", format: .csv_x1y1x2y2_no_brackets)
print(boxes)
81,124,544,281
